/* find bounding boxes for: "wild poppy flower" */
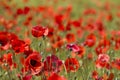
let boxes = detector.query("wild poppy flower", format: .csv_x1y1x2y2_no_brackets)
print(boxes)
106,13,113,21
24,52,43,75
22,75,32,80
92,70,98,79
87,53,93,60
95,54,110,68
0,32,18,50
24,6,30,15
7,32,18,42
2,53,15,70
76,29,83,38
67,44,85,58
85,23,95,32
66,21,71,31
112,58,120,70
66,33,76,43
66,44,80,52
84,8,96,15
43,55,62,73
48,73,67,80
107,73,114,80
96,77,104,80
77,45,85,58
95,39,110,55
115,38,120,50
11,39,27,53
55,14,63,25
47,27,54,38
16,8,23,15
32,25,48,38
95,20,104,33
72,20,81,28
65,58,79,72
84,33,96,47
57,24,65,31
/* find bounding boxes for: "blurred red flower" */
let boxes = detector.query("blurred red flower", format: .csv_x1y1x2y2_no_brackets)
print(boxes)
48,73,66,80
3,53,14,70
95,54,110,68
0,31,18,50
84,33,96,47
32,25,48,38
66,33,76,43
43,55,62,73
92,70,98,79
65,58,79,72
25,52,43,75
95,39,110,55
66,44,80,52
112,58,120,70
22,75,32,80
77,45,85,58
11,39,27,53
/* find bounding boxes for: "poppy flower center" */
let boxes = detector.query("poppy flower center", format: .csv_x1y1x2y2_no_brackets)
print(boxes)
30,59,37,66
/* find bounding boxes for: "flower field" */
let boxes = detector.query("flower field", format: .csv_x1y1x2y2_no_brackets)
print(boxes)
1,0,120,80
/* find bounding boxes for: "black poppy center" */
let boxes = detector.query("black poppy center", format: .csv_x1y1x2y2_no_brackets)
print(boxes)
30,59,37,66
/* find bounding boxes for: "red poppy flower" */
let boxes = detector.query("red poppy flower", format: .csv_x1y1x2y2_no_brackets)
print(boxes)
66,21,71,31
95,39,110,55
24,6,30,15
24,52,43,75
16,8,23,15
76,29,83,38
92,70,98,79
107,73,114,80
72,20,81,28
11,39,27,53
65,58,79,72
32,25,48,38
0,32,18,50
57,24,65,31
95,20,104,32
22,75,32,80
84,8,96,15
106,13,113,21
115,38,120,50
96,77,104,80
84,33,96,47
55,14,63,25
43,55,62,73
48,73,66,80
95,54,110,68
66,44,80,52
85,23,95,32
47,27,54,38
66,33,76,43
67,44,85,58
112,58,120,70
3,53,14,70
77,45,85,58
7,32,18,42
87,53,93,60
